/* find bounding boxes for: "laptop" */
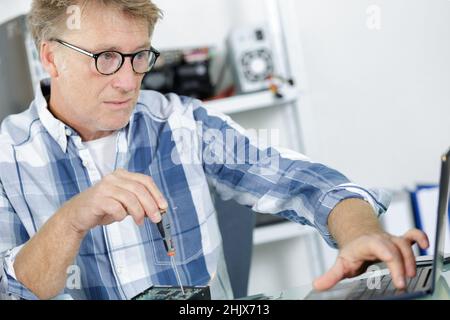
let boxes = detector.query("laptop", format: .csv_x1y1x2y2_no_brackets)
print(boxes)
306,148,450,300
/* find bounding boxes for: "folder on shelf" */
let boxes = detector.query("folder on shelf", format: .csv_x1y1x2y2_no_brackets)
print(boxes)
410,185,450,255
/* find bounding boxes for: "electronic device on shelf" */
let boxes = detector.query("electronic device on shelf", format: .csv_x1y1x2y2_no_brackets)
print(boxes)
141,47,214,100
227,25,279,94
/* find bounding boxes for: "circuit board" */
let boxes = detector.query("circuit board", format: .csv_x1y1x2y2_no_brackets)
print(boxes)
132,285,211,300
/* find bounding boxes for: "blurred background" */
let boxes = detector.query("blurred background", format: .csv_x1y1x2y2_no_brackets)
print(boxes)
0,0,449,298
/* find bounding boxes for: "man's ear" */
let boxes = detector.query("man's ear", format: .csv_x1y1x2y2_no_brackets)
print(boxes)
40,41,59,78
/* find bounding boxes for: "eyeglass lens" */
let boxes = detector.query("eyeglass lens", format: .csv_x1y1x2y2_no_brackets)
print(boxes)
96,51,157,75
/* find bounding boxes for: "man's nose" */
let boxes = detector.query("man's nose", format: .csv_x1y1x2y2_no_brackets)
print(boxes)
111,58,138,92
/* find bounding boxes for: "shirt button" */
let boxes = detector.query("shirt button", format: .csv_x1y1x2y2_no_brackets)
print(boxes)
65,129,72,136
82,160,89,167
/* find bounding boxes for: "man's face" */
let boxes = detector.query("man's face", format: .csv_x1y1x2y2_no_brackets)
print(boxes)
49,3,150,141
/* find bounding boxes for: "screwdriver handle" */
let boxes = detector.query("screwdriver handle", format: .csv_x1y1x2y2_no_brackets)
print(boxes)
157,212,176,257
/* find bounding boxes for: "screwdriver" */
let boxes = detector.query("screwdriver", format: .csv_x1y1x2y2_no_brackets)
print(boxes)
156,210,185,296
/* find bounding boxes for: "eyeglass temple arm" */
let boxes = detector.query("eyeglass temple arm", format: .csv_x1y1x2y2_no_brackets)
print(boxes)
57,40,95,58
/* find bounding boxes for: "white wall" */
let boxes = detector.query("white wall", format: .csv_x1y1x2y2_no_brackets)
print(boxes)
287,0,450,190
0,1,32,24
152,0,266,50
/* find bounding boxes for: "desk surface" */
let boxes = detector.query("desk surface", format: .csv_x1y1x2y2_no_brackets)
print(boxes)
243,256,450,300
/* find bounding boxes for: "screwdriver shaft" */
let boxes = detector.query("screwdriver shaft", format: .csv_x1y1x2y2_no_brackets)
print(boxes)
171,255,185,296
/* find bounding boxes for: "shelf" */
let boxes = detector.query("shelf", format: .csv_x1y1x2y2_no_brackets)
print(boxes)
253,221,315,246
203,86,299,115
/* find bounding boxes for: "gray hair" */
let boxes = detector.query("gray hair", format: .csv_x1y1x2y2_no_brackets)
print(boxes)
27,0,162,50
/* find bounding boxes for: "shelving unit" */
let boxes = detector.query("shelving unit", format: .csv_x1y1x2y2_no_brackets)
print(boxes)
204,86,299,115
253,221,315,246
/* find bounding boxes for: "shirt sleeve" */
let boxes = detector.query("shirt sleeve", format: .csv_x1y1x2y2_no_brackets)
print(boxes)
0,180,38,300
189,101,391,248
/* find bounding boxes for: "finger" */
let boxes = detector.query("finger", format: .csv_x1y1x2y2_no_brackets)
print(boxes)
109,175,161,223
373,240,406,289
313,258,345,291
107,185,147,225
102,198,128,223
314,237,394,292
364,237,395,261
392,237,417,278
114,169,168,211
403,229,430,250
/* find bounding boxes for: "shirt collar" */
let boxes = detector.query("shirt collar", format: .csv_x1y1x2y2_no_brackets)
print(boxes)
35,79,74,153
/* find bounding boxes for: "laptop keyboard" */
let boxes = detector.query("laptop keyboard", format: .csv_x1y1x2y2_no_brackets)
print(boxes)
346,265,432,300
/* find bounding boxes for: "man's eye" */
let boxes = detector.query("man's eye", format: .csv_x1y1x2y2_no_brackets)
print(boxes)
136,52,149,60
102,52,116,60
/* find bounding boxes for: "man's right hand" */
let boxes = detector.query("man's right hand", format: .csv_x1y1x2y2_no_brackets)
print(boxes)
62,168,168,235
13,169,168,300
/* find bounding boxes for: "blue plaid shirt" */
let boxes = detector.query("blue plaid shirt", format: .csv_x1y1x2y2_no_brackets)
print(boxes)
0,80,390,300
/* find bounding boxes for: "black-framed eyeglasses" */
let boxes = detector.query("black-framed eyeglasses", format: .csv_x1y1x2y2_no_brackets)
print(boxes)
52,39,160,76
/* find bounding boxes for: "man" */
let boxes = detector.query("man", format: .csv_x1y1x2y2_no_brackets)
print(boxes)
0,0,428,300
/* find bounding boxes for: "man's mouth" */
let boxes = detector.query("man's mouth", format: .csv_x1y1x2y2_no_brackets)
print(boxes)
103,99,133,110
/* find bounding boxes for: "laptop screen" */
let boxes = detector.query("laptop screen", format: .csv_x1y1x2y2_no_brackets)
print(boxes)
430,149,450,291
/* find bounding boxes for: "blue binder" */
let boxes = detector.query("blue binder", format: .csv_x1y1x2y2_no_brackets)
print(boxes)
410,185,450,256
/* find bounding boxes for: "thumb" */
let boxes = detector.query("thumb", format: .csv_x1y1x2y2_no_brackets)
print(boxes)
313,258,345,291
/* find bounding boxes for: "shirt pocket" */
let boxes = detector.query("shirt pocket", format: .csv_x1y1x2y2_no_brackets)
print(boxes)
145,212,204,266
145,182,210,266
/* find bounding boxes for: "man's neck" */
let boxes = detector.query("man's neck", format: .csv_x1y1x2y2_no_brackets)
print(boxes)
48,91,114,142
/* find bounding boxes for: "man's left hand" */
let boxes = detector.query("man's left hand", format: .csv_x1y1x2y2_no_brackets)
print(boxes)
314,229,429,291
